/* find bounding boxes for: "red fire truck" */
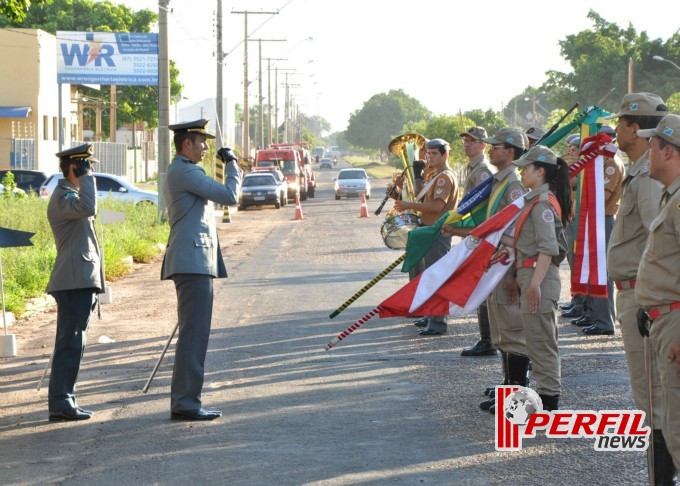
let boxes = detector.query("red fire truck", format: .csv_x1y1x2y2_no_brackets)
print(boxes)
254,147,308,201
269,142,316,198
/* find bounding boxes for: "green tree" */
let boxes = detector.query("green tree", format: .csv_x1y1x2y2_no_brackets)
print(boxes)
0,0,51,22
542,10,680,114
0,0,182,137
345,89,431,158
463,108,507,136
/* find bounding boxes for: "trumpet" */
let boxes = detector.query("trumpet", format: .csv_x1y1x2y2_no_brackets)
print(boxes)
388,133,426,202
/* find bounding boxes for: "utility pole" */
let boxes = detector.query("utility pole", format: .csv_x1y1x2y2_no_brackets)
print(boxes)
231,10,277,163
264,58,286,146
247,38,285,150
215,0,223,150
158,0,171,216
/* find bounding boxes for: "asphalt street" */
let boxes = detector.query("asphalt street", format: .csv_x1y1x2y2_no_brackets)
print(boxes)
0,161,648,485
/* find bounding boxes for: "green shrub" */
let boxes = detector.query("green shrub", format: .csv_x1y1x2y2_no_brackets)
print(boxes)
0,195,169,315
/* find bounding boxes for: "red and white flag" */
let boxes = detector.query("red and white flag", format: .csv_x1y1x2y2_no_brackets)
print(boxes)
379,197,525,318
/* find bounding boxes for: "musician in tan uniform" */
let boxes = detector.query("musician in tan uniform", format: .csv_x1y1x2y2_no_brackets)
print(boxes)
458,126,498,356
510,146,571,411
444,128,528,412
605,93,672,481
635,114,680,481
395,138,458,336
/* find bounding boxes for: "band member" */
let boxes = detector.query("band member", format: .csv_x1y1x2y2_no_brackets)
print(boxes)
605,93,673,481
509,145,571,411
162,119,242,421
395,138,458,336
46,144,103,421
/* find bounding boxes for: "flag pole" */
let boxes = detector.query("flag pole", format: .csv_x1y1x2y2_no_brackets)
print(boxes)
325,306,383,351
329,254,405,319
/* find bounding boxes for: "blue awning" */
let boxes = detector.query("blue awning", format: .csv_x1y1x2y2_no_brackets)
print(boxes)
0,106,32,118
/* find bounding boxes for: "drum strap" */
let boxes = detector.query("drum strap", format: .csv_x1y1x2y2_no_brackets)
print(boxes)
414,168,455,202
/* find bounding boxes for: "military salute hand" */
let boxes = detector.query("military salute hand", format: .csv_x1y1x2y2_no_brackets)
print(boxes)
73,159,93,178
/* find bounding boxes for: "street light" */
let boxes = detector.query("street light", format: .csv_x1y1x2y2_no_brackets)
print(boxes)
653,55,680,73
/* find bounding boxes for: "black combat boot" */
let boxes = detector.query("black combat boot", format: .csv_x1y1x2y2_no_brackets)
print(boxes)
462,305,497,356
488,353,530,414
653,429,677,486
539,394,559,411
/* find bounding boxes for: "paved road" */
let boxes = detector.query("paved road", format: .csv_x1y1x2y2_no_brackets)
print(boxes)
1,162,648,485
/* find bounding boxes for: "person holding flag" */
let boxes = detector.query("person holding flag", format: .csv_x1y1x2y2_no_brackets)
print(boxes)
443,127,528,411
507,145,572,411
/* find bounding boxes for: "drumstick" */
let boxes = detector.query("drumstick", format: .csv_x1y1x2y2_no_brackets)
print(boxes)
329,254,406,319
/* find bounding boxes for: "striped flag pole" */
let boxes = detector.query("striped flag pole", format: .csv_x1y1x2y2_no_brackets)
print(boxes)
324,306,383,351
329,254,406,319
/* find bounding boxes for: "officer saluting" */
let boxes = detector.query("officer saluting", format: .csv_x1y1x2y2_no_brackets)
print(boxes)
635,114,680,479
161,119,242,421
46,143,103,421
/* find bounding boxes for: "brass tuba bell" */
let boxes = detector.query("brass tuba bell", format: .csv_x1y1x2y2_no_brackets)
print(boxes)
388,133,427,202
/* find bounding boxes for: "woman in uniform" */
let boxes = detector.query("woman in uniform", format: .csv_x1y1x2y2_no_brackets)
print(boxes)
507,145,572,411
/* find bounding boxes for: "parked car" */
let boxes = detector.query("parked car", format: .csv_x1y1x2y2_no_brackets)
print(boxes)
238,172,284,210
319,157,333,169
40,172,158,205
0,169,47,194
252,167,288,205
334,168,371,200
0,183,26,197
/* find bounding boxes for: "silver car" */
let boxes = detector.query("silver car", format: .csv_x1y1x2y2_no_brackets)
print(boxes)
39,172,158,205
334,168,371,200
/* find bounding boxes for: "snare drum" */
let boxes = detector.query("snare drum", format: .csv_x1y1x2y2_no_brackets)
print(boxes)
380,210,421,249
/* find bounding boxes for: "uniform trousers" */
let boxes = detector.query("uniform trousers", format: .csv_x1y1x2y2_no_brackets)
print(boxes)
517,266,561,396
487,281,526,356
48,289,98,413
650,309,680,470
422,233,452,333
171,274,214,412
618,288,664,426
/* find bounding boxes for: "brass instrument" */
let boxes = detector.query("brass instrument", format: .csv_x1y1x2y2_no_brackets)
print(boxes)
388,133,426,202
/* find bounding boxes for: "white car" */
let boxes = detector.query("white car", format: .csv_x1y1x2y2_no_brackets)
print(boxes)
334,168,371,200
39,172,158,205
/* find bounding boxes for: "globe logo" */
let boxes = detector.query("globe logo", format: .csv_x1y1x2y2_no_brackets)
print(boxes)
504,387,543,426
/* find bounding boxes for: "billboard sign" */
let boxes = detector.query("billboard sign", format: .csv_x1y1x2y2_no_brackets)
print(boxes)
57,31,158,86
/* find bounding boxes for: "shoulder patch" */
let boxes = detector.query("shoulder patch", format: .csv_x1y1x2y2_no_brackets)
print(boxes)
436,178,446,187
480,172,490,181
510,189,523,200
542,209,554,223
63,192,76,200
605,166,615,176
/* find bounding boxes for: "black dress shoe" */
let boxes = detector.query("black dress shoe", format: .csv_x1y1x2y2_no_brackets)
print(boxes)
413,317,429,327
76,407,93,416
582,326,615,336
171,409,222,421
571,315,594,326
49,409,92,422
418,328,445,336
561,307,583,318
558,303,573,311
461,340,497,356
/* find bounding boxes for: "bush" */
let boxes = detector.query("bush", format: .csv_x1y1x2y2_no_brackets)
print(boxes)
0,194,169,315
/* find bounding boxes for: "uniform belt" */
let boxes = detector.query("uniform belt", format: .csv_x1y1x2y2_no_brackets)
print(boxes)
516,257,558,269
615,279,636,291
647,301,680,320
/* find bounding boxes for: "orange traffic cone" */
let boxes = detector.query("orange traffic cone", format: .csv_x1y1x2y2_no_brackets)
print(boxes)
359,194,369,218
294,194,304,220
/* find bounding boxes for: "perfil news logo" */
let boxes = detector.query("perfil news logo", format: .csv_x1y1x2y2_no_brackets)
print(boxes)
60,33,115,67
495,386,650,452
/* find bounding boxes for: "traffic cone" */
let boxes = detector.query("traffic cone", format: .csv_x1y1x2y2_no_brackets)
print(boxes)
222,205,232,223
359,194,369,218
294,195,304,220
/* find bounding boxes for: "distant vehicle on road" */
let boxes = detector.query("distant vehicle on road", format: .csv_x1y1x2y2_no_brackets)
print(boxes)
239,172,285,210
319,157,333,169
40,173,158,205
253,167,288,205
329,146,342,158
0,169,47,195
312,146,325,159
334,168,371,200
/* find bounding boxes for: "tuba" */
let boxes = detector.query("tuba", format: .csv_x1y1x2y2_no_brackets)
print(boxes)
388,133,427,202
